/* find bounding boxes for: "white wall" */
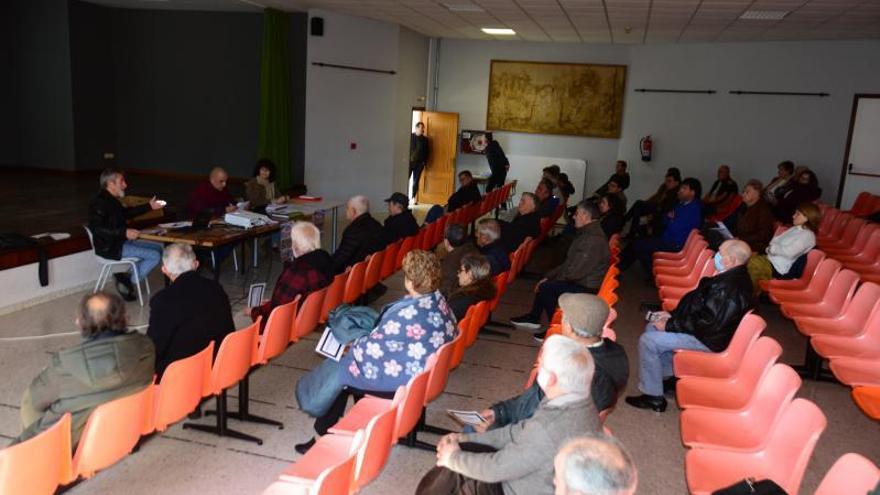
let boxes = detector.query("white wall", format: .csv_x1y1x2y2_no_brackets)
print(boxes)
434,38,880,205
392,27,430,196
0,251,96,315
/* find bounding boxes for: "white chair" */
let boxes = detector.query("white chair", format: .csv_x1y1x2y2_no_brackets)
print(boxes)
83,226,150,306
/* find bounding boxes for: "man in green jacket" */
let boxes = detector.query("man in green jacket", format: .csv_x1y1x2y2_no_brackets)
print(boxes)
416,335,601,495
13,292,155,447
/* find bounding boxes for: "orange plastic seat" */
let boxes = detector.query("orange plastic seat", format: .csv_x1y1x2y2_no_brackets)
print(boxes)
320,271,347,324
674,313,766,379
343,259,367,304
811,306,880,360
328,386,405,439
844,191,876,216
380,240,401,280
828,356,880,387
655,248,713,282
818,217,866,251
150,342,214,433
759,249,825,293
0,413,72,495
684,398,826,495
779,268,859,320
292,288,326,343
680,364,801,452
816,208,841,237
852,386,880,420
793,282,880,338
836,229,880,267
466,301,490,347
659,259,716,311
768,258,840,305
395,235,416,270
816,213,852,245
256,296,300,366
815,453,880,495
653,230,702,264
823,223,878,258
184,320,264,445
421,221,438,250
450,316,471,369
271,432,360,495
676,337,782,410
362,250,384,294
72,385,153,480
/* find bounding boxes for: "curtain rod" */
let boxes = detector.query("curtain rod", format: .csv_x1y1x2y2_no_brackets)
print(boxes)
634,88,716,94
729,90,830,97
311,62,396,75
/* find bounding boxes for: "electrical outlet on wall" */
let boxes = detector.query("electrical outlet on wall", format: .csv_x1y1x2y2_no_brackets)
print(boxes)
103,152,115,159
350,142,357,150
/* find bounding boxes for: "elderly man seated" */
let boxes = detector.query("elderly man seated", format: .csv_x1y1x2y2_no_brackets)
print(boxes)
331,195,387,274
499,192,541,253
474,294,628,432
14,292,154,447
554,434,638,495
626,239,754,412
416,335,601,495
476,218,511,276
148,243,236,378
383,192,420,244
447,170,483,213
511,201,609,334
186,166,237,217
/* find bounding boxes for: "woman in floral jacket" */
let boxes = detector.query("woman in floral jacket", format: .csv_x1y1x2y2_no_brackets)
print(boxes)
296,249,458,454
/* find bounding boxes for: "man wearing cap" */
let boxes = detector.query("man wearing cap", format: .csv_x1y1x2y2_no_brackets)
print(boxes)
473,294,628,432
383,192,420,244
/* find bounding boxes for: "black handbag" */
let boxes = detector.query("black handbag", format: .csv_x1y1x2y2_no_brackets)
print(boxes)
712,478,787,495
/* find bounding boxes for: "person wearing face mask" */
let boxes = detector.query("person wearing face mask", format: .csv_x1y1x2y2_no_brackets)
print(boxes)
747,203,820,295
626,239,754,413
416,335,601,495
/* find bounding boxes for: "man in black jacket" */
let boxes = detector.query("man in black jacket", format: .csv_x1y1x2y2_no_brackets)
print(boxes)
147,243,236,378
475,218,510,276
485,139,509,192
383,192,419,244
331,195,387,275
447,170,483,212
409,122,429,202
626,239,754,412
499,192,541,253
87,168,164,301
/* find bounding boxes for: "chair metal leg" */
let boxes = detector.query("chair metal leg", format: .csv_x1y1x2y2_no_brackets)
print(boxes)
94,265,109,293
233,249,239,273
253,238,258,268
792,341,838,382
208,373,284,429
129,261,144,306
184,391,263,445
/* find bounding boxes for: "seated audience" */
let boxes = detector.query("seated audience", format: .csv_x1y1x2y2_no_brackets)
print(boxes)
447,170,483,213
383,192,419,244
748,203,819,294
621,177,702,274
244,158,288,212
624,167,680,238
764,160,795,205
499,192,541,252
554,434,638,495
479,294,627,430
605,178,628,210
148,243,236,377
594,160,630,197
439,223,478,294
774,167,822,223
511,201,609,330
330,195,387,274
733,179,776,253
186,166,237,217
476,218,511,276
415,335,601,495
446,253,497,320
296,250,457,453
626,240,753,412
556,172,576,201
536,178,561,218
245,222,333,323
88,168,164,301
702,164,738,213
14,292,154,447
598,193,626,238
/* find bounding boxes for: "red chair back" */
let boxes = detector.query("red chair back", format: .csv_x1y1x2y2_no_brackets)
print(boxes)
425,339,456,403
321,271,348,323
343,260,367,304
255,295,300,365
394,371,430,439
380,240,401,280
395,235,417,270
353,402,397,489
292,288,326,342
151,342,214,433
211,321,259,394
363,250,385,293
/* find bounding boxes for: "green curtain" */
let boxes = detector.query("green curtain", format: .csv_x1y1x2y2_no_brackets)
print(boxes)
258,9,292,189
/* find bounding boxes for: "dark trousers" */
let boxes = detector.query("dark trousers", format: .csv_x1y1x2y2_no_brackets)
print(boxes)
528,280,596,321
486,171,506,192
416,443,503,495
411,162,425,200
624,199,656,222
313,387,396,436
621,237,680,274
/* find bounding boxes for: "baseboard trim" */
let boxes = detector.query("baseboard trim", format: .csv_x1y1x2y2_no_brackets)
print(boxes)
0,280,96,316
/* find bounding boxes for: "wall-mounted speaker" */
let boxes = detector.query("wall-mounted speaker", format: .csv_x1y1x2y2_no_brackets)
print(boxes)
310,17,324,36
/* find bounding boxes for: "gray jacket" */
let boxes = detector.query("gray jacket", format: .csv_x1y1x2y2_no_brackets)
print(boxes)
448,395,601,495
545,221,609,289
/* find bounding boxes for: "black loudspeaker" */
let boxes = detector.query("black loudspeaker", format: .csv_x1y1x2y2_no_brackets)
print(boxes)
310,17,324,36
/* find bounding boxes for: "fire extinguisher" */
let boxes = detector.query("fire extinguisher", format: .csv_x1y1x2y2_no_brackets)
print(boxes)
640,135,652,162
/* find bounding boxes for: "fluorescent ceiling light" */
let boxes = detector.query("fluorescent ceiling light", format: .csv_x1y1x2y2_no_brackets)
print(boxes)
739,10,788,20
482,28,516,35
444,3,484,12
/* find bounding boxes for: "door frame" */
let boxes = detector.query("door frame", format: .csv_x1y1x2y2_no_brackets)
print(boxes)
836,93,880,207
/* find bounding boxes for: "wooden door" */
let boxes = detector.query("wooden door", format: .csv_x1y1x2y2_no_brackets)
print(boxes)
418,111,459,205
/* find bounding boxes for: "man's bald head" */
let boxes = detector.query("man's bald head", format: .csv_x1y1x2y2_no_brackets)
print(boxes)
719,239,751,267
554,434,637,495
209,167,229,191
76,292,128,338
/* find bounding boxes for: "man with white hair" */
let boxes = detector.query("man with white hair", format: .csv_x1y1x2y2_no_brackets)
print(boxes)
554,434,637,495
626,239,754,412
147,243,235,377
499,192,541,253
246,222,332,324
331,195,387,274
476,218,510,276
416,335,601,495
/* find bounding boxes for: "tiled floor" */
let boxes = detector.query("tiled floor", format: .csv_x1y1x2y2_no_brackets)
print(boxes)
1,232,878,494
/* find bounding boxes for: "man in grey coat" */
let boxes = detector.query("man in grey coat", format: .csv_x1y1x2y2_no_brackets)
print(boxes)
511,201,610,337
415,335,601,495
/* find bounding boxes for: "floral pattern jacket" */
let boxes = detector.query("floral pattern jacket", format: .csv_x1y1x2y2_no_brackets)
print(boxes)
340,290,458,392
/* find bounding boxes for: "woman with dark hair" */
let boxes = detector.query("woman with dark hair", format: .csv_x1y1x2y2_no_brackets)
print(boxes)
774,168,821,223
245,158,288,212
598,193,625,238
748,202,820,294
765,160,794,205
446,253,497,319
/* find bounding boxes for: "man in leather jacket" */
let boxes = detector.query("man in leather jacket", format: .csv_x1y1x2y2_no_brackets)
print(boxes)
626,239,754,412
87,169,164,301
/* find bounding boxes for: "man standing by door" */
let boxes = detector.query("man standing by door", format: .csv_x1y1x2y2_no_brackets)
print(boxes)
409,121,430,203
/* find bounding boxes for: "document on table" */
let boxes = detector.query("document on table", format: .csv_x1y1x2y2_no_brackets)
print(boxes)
447,409,488,426
315,327,344,361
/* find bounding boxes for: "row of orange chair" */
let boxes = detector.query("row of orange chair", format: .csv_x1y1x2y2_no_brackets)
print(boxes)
651,230,716,311
814,202,880,284
843,191,880,218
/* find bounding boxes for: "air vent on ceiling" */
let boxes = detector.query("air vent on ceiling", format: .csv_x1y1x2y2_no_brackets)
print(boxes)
444,3,485,12
739,10,789,20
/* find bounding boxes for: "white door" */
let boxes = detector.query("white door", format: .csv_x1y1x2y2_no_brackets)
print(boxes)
838,96,880,209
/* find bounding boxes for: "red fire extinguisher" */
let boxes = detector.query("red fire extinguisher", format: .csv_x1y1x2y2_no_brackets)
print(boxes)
640,135,652,162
